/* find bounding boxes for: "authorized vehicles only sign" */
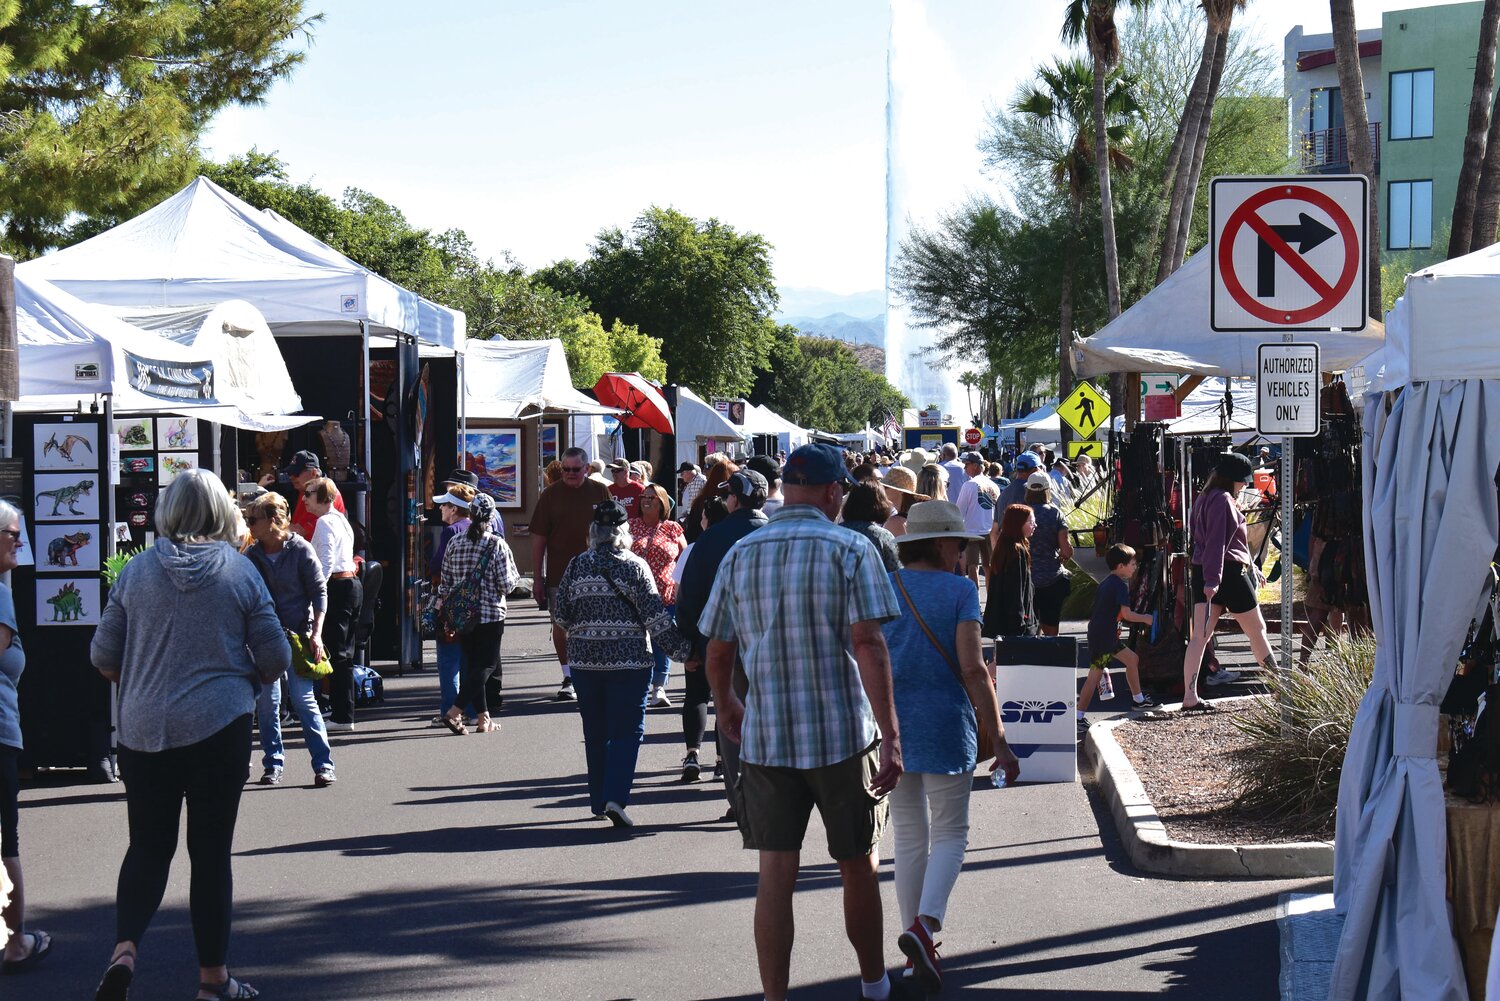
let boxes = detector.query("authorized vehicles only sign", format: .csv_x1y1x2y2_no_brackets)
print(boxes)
1256,342,1320,437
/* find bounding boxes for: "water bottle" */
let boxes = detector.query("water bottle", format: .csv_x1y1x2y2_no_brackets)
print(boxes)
1098,669,1114,700
991,770,1007,789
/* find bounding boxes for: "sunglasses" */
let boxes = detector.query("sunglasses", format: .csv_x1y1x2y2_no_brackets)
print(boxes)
0,529,20,542
303,489,319,498
561,465,585,474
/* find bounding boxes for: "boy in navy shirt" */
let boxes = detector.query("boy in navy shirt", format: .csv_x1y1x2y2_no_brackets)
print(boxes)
1078,544,1157,727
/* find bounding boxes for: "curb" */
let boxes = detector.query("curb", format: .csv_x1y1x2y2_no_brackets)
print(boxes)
1082,703,1333,879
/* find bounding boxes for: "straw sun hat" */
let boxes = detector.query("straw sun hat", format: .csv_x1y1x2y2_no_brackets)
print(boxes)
898,500,985,543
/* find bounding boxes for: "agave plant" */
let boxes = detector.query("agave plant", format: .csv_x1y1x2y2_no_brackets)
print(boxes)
101,546,144,587
1228,633,1376,834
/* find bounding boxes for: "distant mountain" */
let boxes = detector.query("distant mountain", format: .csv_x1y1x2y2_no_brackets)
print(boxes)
775,287,886,321
783,312,885,348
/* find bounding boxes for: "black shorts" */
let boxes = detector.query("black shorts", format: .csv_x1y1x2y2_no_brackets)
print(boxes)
0,743,18,858
1033,575,1072,627
1190,561,1259,615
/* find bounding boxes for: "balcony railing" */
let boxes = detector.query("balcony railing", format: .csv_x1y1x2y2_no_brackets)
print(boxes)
1298,123,1382,172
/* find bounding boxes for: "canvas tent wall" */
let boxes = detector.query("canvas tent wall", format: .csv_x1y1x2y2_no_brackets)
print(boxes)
743,403,808,455
675,386,747,468
462,339,619,420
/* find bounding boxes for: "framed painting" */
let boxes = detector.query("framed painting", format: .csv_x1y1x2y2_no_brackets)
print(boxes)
156,416,199,451
33,523,100,573
36,577,101,627
540,422,562,469
462,428,522,508
113,417,154,451
158,452,199,486
33,473,101,522
34,422,99,471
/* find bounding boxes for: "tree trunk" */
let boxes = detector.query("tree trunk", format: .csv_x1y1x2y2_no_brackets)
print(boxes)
1091,48,1122,323
1330,0,1380,316
1157,20,1221,285
1450,0,1500,257
1472,107,1500,250
1169,16,1231,271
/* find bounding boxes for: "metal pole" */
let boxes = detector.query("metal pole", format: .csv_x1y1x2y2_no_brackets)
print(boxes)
1279,332,1296,734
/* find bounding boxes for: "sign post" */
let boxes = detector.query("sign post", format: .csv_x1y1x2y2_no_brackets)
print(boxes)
1211,174,1365,690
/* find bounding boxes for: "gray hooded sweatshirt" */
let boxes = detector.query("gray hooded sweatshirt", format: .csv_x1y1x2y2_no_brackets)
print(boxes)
92,538,290,753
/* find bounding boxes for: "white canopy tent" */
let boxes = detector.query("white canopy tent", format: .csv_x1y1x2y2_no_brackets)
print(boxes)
1071,251,1385,378
17,273,313,431
1327,250,1500,1000
461,339,620,420
743,403,809,454
675,386,747,468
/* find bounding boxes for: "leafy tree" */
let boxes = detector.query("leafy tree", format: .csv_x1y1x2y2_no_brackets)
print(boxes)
747,327,908,433
558,315,667,389
1449,0,1500,256
1,1,320,256
537,207,779,399
1330,0,1380,314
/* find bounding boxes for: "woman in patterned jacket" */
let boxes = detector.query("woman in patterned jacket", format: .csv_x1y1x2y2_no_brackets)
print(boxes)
436,494,519,736
554,501,690,828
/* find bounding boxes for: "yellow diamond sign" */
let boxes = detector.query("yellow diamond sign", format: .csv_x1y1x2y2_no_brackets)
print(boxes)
1066,440,1103,459
1058,382,1109,440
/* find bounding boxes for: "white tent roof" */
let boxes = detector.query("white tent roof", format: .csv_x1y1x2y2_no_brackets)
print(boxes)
462,339,621,419
19,177,465,353
1071,252,1385,378
1380,242,1500,389
676,386,746,442
743,403,808,443
17,273,313,429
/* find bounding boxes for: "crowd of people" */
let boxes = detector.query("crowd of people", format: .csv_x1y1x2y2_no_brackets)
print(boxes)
0,430,1283,1001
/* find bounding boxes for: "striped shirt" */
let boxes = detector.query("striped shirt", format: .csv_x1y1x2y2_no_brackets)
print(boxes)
699,504,901,770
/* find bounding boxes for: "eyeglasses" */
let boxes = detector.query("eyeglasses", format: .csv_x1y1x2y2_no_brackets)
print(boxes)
561,465,585,474
0,530,20,542
303,489,319,498
244,516,262,526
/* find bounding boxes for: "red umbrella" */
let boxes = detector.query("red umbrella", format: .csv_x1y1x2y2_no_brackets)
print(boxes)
593,373,674,434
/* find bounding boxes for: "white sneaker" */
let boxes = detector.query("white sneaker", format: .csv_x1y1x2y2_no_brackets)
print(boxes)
325,721,356,732
1205,668,1241,687
649,686,673,708
556,680,577,701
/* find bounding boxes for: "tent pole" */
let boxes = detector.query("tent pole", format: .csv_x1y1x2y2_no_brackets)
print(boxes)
359,320,372,533
458,351,467,465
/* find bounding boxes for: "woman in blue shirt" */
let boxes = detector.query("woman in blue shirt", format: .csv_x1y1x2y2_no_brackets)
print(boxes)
882,501,1018,994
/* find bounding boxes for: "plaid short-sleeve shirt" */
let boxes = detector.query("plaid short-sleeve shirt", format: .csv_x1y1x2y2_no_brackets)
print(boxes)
698,504,901,770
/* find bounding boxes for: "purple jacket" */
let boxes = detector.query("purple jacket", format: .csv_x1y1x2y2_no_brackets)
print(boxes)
1190,487,1251,591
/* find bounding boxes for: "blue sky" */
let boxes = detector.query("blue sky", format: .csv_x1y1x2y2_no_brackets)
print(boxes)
204,1,1418,297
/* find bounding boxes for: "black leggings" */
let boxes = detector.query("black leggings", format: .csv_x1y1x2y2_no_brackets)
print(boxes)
323,576,363,724
455,621,504,716
0,743,18,858
115,715,251,967
682,661,711,748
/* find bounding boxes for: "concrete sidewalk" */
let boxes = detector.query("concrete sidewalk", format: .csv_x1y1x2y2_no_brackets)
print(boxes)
10,603,1327,1000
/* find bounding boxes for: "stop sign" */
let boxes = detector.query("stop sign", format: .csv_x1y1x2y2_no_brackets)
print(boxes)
963,427,982,446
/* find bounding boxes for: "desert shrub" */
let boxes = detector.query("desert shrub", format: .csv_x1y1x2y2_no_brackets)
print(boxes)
1228,633,1376,832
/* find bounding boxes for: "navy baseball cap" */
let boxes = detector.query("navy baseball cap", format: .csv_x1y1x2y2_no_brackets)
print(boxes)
283,450,320,476
782,444,855,486
1012,452,1041,472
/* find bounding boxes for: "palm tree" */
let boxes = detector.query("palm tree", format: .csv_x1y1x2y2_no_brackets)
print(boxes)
1448,0,1500,257
1330,0,1379,316
1011,56,1140,441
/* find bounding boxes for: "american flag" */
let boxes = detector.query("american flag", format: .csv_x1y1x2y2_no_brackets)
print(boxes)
881,413,902,440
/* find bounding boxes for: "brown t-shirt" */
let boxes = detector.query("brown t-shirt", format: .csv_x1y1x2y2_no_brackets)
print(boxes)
531,478,611,586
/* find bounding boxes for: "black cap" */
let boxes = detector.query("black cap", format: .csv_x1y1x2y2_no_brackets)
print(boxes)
445,468,479,488
717,469,769,503
1215,452,1255,483
592,500,629,527
283,450,320,476
677,461,699,474
745,454,781,484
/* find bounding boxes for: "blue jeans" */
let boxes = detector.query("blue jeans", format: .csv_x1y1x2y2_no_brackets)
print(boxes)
257,668,334,773
571,668,651,815
651,603,674,689
436,637,466,714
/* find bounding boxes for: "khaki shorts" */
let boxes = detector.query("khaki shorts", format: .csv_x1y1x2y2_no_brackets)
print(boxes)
965,537,993,575
736,742,888,860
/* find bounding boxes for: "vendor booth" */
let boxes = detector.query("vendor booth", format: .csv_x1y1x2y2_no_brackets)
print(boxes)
742,403,808,456
1328,248,1500,1000
674,386,747,469
19,176,467,669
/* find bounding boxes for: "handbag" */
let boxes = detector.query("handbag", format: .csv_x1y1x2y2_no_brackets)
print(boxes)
287,629,332,680
892,570,1002,760
442,540,494,638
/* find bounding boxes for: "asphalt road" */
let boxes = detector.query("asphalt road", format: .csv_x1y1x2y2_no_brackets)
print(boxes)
10,602,1326,1000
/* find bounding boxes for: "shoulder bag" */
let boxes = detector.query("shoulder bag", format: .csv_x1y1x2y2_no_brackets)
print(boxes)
892,569,1001,759
443,539,495,638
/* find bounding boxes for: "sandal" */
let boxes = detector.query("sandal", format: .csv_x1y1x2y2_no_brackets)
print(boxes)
474,714,499,733
1179,700,1218,713
94,948,134,1000
442,713,466,735
197,975,259,999
2,930,52,974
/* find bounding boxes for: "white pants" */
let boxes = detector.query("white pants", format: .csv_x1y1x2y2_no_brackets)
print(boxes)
889,770,973,931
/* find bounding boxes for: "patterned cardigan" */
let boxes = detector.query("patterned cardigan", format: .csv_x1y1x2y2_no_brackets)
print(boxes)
553,546,691,671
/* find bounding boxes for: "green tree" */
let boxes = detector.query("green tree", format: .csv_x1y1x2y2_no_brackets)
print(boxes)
537,207,779,399
557,315,668,390
1,1,319,256
747,327,908,433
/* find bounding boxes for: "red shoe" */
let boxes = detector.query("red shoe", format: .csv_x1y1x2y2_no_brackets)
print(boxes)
898,920,942,992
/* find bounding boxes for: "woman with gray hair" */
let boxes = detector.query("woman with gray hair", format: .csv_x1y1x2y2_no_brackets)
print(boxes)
90,468,289,1001
553,501,690,827
436,493,519,736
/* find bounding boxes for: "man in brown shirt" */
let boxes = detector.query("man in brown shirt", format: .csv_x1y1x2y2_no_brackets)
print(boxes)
530,446,610,700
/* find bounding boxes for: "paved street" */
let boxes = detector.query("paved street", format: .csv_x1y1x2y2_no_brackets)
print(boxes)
12,602,1325,1000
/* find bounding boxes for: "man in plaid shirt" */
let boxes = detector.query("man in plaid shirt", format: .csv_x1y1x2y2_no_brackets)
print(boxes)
700,443,905,1001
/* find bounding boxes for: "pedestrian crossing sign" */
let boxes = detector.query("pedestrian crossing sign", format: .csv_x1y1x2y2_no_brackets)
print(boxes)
1066,440,1103,459
1059,382,1109,439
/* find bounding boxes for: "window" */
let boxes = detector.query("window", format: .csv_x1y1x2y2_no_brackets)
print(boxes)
1388,180,1433,249
1390,69,1435,140
1310,87,1344,132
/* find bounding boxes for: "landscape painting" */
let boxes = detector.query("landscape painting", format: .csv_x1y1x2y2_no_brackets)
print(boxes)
463,428,521,508
36,577,100,627
34,422,99,471
541,422,561,468
33,473,100,522
33,523,100,573
158,452,199,486
113,417,154,451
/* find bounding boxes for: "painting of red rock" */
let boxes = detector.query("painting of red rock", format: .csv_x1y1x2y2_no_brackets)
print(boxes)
463,429,521,508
